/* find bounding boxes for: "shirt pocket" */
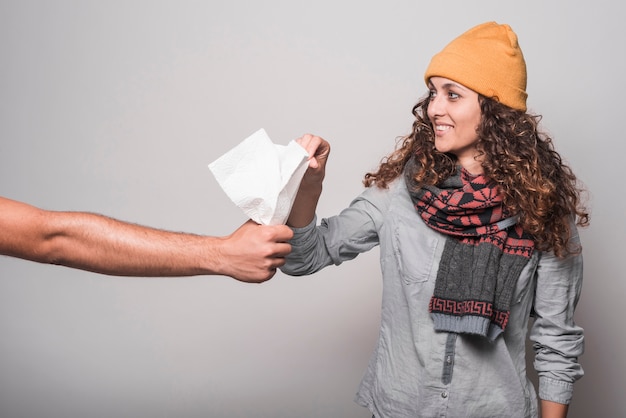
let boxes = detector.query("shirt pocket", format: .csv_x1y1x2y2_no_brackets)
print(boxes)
393,217,438,284
511,252,539,306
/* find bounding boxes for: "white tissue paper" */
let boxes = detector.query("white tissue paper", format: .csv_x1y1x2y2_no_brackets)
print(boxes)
208,128,310,225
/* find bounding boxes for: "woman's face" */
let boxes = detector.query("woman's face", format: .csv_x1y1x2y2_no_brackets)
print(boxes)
427,76,483,173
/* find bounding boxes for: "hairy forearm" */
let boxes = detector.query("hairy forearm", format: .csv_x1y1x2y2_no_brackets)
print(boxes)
29,211,220,277
0,197,292,281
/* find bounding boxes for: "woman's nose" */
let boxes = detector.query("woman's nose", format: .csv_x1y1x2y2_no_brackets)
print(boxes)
428,95,444,118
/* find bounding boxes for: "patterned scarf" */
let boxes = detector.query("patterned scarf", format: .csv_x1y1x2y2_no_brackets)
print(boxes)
405,159,534,341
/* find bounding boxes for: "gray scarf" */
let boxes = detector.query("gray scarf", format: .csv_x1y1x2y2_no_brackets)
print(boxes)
405,160,534,341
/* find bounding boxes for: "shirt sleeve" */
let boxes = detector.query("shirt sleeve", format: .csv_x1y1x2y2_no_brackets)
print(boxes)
280,185,388,276
530,226,585,404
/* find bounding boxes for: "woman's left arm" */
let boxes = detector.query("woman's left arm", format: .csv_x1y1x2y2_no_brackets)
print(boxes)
530,227,585,411
540,399,569,418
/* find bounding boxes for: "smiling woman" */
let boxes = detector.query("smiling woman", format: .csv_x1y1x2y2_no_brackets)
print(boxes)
426,77,483,173
1,1,620,417
281,21,589,418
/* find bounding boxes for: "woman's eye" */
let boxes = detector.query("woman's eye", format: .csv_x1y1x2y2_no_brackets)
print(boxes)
429,90,437,98
448,91,459,99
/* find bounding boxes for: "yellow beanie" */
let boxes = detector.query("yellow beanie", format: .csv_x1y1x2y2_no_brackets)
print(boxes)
424,21,527,111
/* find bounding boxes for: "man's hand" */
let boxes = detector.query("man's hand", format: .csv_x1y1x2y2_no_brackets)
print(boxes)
218,220,293,283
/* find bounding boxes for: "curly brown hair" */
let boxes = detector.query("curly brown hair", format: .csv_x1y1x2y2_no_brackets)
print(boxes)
364,95,590,258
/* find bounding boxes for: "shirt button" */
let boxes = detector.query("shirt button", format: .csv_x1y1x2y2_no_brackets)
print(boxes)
441,391,448,398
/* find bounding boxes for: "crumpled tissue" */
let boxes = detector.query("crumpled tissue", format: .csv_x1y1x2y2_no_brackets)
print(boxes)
208,128,310,225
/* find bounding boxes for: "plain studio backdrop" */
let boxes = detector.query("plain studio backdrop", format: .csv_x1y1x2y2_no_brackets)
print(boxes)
0,1,623,417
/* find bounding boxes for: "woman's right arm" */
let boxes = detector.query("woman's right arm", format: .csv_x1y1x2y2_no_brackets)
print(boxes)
287,134,330,228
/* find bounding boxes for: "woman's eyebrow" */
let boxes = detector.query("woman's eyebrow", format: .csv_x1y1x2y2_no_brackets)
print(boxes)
441,81,467,91
427,81,467,91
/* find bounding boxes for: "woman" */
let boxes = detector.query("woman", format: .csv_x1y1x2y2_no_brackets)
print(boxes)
284,22,589,418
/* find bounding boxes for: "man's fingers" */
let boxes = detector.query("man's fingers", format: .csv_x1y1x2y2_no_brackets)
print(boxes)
272,242,292,257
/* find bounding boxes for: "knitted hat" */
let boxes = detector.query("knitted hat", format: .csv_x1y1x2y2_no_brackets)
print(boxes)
424,22,527,111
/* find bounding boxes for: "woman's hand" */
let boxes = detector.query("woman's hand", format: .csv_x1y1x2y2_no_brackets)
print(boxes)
296,133,331,186
288,134,331,228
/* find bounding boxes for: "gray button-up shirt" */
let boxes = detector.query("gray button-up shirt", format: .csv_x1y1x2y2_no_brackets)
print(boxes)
281,178,584,418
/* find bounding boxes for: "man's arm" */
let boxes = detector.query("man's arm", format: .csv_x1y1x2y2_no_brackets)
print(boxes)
0,196,292,282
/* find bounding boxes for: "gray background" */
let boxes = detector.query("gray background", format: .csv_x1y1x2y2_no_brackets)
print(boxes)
0,1,623,417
